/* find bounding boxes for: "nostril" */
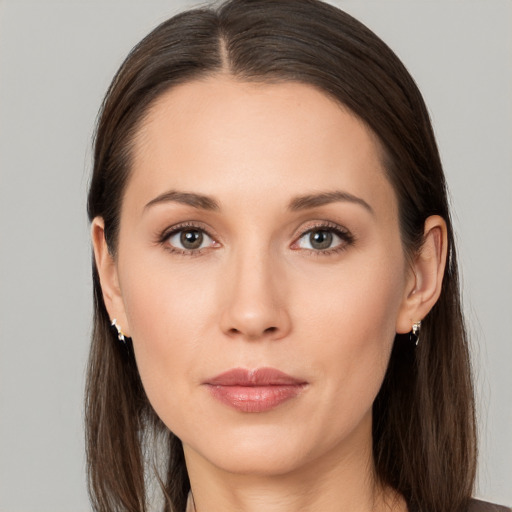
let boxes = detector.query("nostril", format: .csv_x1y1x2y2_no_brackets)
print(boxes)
227,326,278,338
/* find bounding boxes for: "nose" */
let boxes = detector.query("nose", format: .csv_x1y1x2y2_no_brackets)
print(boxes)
219,248,291,341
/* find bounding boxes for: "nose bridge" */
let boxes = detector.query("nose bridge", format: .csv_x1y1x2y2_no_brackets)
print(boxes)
220,239,290,340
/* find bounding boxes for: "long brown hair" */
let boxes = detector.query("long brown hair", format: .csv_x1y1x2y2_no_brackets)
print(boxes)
86,1,477,511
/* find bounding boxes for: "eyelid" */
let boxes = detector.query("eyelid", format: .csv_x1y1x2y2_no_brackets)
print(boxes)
158,221,220,255
291,221,355,253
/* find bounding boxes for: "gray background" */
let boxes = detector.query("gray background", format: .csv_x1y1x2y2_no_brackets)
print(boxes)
0,1,510,510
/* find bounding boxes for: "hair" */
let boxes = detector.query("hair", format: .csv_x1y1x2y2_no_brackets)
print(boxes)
86,1,477,511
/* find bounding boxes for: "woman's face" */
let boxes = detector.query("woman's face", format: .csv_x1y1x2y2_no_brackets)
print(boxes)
106,77,416,476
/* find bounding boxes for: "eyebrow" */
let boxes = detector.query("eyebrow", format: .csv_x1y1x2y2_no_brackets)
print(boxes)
144,190,220,212
288,190,374,215
144,189,373,215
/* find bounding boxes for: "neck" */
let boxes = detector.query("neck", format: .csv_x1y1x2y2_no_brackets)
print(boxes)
183,414,406,512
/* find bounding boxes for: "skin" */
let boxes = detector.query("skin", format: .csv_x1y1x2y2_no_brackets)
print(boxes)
92,76,447,512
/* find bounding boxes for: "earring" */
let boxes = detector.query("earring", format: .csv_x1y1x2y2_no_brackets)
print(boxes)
111,318,126,343
410,321,421,346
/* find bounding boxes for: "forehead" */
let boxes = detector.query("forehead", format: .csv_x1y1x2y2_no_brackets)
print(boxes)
126,76,396,220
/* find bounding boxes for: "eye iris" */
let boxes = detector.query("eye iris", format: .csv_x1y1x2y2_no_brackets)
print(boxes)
310,230,333,249
180,230,203,249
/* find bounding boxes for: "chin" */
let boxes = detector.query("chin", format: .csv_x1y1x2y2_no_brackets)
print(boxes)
204,445,309,477
181,421,338,478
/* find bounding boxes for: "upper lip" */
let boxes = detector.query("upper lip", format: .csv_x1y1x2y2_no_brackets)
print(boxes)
205,367,307,386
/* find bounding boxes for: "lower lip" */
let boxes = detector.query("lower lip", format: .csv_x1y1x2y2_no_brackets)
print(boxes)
206,384,305,413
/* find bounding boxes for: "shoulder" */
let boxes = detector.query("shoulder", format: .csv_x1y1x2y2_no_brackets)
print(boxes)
467,499,511,512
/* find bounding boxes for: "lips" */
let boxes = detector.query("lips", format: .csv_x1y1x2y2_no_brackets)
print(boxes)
204,367,307,413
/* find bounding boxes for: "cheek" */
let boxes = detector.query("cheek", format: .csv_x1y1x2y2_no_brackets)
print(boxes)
295,249,406,416
118,257,219,422
298,245,405,347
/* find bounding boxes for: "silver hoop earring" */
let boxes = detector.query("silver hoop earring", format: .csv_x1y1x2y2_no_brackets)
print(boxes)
111,318,126,343
410,321,421,346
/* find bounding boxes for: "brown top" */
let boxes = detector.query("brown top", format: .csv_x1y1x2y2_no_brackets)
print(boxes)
468,499,512,512
186,494,511,512
406,499,511,512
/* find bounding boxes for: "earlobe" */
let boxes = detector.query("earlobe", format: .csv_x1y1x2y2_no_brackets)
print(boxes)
396,215,448,334
91,217,130,336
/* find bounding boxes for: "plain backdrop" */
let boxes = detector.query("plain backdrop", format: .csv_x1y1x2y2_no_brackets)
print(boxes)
0,1,510,510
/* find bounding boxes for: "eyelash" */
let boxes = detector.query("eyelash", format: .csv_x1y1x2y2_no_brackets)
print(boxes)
157,221,355,257
158,222,217,257
293,221,355,256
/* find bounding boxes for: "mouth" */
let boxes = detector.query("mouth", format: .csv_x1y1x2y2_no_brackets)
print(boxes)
203,367,308,413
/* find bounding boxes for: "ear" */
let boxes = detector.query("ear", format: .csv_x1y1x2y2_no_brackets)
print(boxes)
91,217,130,337
396,215,448,334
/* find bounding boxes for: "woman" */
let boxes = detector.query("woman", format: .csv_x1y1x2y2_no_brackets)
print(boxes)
85,1,509,511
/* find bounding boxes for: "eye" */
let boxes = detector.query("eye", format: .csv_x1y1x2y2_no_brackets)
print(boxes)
166,227,216,252
294,225,353,253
